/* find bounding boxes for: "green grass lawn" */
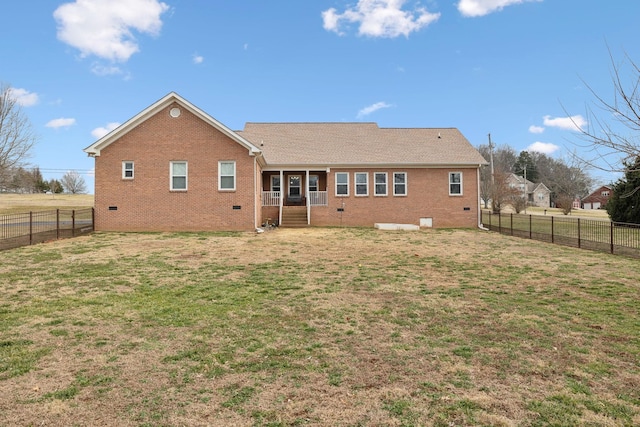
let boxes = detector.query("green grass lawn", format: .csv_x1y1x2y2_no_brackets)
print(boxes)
1,228,638,426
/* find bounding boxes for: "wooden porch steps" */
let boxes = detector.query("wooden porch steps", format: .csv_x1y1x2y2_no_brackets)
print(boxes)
281,206,308,228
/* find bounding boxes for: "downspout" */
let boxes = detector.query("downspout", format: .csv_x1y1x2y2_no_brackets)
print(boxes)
279,170,284,226
477,166,489,230
253,156,258,230
306,169,310,225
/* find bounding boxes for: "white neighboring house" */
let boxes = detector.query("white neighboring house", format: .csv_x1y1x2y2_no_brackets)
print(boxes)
506,173,551,208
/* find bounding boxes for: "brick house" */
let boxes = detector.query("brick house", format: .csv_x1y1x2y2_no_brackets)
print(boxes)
84,92,487,231
582,185,613,209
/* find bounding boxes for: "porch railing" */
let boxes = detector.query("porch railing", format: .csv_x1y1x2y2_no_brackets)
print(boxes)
262,191,280,206
262,191,328,207
309,191,327,206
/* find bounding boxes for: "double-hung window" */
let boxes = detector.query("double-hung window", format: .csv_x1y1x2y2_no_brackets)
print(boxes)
271,175,281,192
393,172,407,196
355,172,368,196
335,172,349,196
374,172,387,196
170,161,187,191
122,161,134,179
449,172,462,195
309,175,319,192
219,161,236,191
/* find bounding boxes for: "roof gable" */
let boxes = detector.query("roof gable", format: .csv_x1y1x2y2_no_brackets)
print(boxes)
84,92,261,157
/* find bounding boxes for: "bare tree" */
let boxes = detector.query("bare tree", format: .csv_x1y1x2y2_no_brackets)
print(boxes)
0,84,38,188
490,171,519,213
477,143,518,211
61,170,87,194
572,48,640,176
529,151,593,210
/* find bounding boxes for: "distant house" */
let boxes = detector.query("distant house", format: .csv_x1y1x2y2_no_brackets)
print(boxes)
506,173,551,208
582,185,613,209
83,92,487,232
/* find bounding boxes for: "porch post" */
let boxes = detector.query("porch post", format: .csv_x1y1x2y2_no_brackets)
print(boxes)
279,170,283,225
306,169,310,225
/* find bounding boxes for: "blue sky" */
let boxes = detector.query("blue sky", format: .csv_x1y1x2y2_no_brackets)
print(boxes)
3,0,640,193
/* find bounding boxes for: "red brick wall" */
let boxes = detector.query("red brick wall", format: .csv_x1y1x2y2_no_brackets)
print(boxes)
305,167,480,228
94,103,257,231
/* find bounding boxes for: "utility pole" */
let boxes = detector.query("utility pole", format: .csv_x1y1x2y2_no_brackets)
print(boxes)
523,166,527,214
488,133,495,185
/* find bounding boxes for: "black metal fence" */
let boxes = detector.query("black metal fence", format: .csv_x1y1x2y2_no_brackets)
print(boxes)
481,210,640,258
0,208,94,251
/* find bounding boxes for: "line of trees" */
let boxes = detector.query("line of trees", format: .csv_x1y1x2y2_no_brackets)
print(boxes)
0,166,87,194
478,144,594,215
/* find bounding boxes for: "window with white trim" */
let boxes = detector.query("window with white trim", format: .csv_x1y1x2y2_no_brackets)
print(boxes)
393,172,407,196
449,172,462,195
219,161,236,191
335,172,349,196
122,161,134,179
374,172,387,196
170,161,187,191
355,172,368,196
271,175,281,192
309,175,319,192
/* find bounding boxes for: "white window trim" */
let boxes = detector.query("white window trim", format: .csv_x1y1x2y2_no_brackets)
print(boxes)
270,175,281,192
374,172,388,196
335,172,349,196
449,171,462,196
393,172,407,196
170,161,188,191
309,174,319,192
122,161,134,180
355,172,368,196
219,161,236,191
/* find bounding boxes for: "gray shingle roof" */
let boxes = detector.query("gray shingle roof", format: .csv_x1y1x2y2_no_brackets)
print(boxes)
237,123,486,167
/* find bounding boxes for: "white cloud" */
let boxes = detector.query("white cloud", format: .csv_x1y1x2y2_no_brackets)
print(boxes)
6,88,39,107
529,125,544,134
527,141,559,154
457,0,542,18
91,122,121,139
322,0,440,38
46,118,76,129
54,0,170,62
543,114,587,131
357,101,392,118
192,54,204,64
91,63,124,76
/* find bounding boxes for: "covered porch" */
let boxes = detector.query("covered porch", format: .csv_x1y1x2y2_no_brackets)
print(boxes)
261,170,328,226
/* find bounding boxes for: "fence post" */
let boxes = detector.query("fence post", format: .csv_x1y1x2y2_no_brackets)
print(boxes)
551,216,554,244
577,218,581,248
498,212,502,234
56,209,60,240
91,208,95,232
610,221,614,255
29,211,33,245
72,210,76,237
529,214,532,239
510,213,514,236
